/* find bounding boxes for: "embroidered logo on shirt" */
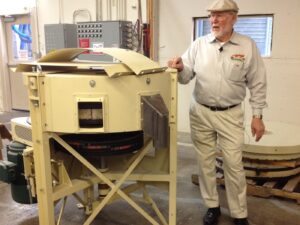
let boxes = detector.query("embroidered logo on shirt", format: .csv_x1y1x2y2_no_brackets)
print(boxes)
231,54,245,62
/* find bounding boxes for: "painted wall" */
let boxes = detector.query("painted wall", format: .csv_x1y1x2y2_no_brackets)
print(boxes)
159,0,300,132
0,0,35,15
0,0,146,55
36,0,147,54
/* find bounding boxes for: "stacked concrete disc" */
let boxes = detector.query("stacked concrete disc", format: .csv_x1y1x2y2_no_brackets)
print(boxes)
216,121,300,180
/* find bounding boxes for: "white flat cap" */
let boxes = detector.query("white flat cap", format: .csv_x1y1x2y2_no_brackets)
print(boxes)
207,0,239,12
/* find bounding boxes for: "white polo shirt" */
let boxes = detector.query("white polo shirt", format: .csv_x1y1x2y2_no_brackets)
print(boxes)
179,31,267,115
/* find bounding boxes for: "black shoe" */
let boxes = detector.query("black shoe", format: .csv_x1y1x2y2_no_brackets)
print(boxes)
203,206,221,225
233,218,249,225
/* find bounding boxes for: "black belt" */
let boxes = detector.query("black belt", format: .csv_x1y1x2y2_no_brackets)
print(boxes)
201,103,239,111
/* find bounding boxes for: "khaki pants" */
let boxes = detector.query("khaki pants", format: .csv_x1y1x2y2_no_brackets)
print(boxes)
190,98,247,218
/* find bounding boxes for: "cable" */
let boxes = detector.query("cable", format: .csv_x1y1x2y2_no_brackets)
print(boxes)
72,9,92,24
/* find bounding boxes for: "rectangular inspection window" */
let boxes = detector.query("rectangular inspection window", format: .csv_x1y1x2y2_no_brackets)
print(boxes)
194,15,273,57
78,102,103,128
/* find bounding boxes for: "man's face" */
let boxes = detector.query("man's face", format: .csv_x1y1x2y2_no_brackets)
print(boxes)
209,11,237,41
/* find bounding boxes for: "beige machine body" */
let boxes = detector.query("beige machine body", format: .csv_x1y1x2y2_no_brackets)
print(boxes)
17,48,178,225
41,71,171,133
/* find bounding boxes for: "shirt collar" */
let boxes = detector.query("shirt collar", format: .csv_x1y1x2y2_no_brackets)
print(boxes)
208,31,240,45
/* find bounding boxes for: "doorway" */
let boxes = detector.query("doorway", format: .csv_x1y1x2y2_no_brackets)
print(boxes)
0,14,36,111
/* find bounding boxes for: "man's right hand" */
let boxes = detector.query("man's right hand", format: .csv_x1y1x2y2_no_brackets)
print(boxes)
167,57,184,72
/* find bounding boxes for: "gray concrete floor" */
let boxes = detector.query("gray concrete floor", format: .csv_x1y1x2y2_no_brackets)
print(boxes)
1,110,300,225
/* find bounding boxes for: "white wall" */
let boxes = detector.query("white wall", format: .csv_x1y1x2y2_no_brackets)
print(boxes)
20,0,147,54
0,0,148,55
159,0,300,132
0,0,35,15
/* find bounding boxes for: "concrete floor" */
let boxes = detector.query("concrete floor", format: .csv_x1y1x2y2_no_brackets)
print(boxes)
1,110,300,225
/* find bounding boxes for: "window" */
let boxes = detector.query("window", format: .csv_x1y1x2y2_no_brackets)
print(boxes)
194,15,273,57
11,24,32,60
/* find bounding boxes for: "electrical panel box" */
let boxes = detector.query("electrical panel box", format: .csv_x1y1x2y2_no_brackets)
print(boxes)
44,24,77,53
77,21,133,61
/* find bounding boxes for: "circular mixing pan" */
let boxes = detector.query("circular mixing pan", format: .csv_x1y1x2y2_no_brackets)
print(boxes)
57,131,144,156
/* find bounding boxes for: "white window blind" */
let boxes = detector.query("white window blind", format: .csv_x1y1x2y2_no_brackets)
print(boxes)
194,15,273,57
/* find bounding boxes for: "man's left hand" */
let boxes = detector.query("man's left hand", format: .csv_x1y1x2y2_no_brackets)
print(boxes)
251,118,265,142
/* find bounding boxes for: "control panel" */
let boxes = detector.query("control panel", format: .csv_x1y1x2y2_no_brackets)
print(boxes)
77,21,133,61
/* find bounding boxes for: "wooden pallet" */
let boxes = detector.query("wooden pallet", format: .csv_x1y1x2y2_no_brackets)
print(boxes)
191,173,300,204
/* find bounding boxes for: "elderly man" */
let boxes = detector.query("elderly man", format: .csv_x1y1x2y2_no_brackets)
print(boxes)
168,0,267,225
